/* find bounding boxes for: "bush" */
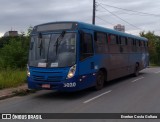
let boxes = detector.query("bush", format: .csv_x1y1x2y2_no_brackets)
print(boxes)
0,36,29,69
0,29,31,89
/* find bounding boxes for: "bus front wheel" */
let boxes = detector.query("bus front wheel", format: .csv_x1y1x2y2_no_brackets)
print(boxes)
94,71,104,90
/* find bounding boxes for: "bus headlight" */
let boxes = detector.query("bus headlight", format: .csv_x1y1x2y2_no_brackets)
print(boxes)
67,64,76,79
27,64,30,77
27,70,30,77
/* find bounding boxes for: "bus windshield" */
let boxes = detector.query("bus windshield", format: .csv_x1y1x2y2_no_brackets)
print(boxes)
29,32,76,68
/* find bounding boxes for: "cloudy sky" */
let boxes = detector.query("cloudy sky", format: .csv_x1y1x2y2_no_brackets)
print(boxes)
1,0,160,37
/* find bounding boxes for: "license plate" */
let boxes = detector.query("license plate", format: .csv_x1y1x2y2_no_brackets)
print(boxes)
42,84,50,89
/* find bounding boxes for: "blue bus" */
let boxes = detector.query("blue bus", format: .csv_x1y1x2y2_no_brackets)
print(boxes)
27,21,149,92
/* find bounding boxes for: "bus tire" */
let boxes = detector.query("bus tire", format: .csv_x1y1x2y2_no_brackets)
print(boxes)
133,63,139,77
94,70,104,90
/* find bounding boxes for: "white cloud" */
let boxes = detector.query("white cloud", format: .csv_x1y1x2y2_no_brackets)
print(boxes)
0,33,3,37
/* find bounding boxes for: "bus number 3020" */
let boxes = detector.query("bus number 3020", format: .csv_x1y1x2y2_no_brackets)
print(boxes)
63,82,76,87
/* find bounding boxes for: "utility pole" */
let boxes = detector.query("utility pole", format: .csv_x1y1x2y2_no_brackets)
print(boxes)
92,0,96,25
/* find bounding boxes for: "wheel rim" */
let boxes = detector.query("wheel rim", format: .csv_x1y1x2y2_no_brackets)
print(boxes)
97,72,104,89
135,65,139,76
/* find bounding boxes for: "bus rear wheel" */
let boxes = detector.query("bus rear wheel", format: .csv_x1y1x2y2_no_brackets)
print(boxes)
94,71,104,90
133,64,139,77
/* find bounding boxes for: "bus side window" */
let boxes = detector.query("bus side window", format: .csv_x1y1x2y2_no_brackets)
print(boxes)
95,32,107,53
145,41,148,51
80,33,94,61
143,41,145,47
132,39,137,52
108,34,119,53
139,40,141,47
129,38,136,52
135,39,139,47
119,36,127,53
109,34,118,45
128,38,135,52
120,36,127,45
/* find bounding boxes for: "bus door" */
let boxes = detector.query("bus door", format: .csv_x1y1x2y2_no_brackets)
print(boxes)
78,29,97,87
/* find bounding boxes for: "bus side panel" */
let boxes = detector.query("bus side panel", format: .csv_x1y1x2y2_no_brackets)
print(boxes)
78,56,98,89
117,53,130,77
108,53,121,80
78,54,110,88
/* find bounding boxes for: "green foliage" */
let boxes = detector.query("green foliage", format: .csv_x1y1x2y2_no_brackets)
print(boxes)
140,31,160,65
27,26,33,36
0,36,29,68
0,36,19,48
0,28,31,89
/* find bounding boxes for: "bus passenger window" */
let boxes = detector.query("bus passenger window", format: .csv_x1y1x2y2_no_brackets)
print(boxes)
132,39,136,46
80,33,93,60
146,42,148,47
109,34,118,45
143,41,145,47
95,32,107,53
128,38,133,46
135,40,138,47
139,40,141,47
120,37,127,45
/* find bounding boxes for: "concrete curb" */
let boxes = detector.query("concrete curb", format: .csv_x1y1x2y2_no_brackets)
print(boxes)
0,84,31,100
0,93,16,100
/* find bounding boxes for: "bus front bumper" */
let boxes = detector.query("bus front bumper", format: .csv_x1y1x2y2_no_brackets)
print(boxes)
27,73,96,92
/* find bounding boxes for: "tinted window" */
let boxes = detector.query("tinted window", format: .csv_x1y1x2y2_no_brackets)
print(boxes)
80,33,93,60
108,34,118,45
135,39,139,47
138,40,143,47
128,38,134,45
142,41,145,47
120,36,127,45
95,32,107,53
146,42,148,47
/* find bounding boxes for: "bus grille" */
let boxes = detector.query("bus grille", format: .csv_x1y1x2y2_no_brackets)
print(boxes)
47,76,63,82
32,75,45,81
32,75,63,82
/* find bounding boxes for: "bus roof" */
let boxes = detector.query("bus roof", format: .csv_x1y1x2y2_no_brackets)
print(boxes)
76,21,148,41
34,21,148,41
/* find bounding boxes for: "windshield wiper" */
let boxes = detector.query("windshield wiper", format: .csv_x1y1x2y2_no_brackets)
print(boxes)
38,33,43,56
55,31,66,55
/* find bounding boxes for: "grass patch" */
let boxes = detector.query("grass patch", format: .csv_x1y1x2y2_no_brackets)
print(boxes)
0,69,26,89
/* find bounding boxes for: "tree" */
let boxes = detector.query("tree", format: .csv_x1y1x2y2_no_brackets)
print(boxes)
26,26,33,37
0,38,28,68
0,26,31,69
140,31,160,65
